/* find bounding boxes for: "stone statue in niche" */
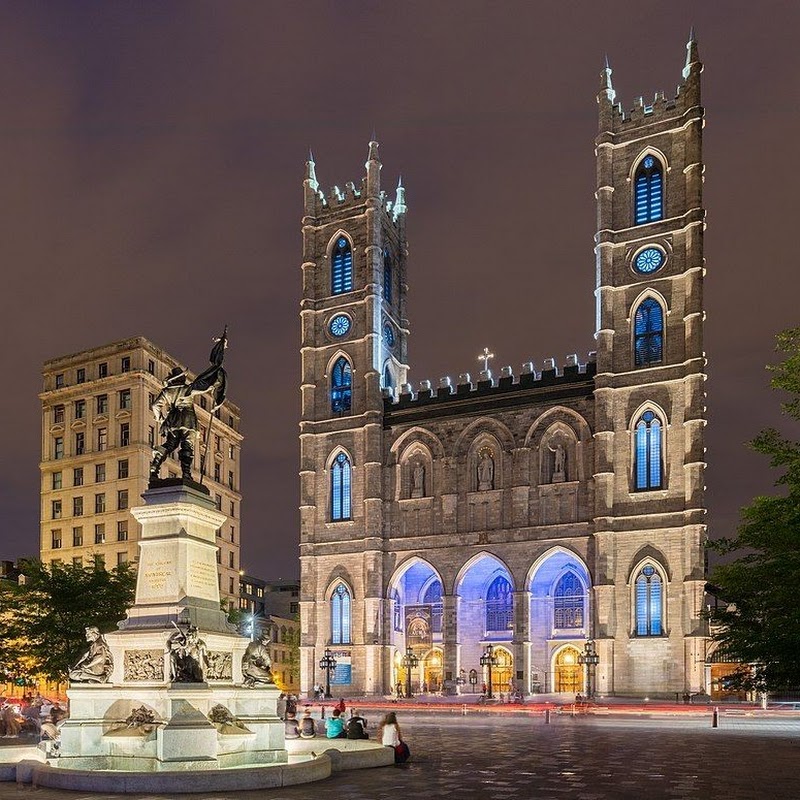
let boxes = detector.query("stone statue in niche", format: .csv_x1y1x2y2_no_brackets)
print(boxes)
166,623,208,683
69,626,114,683
411,462,425,498
548,442,566,483
477,451,494,491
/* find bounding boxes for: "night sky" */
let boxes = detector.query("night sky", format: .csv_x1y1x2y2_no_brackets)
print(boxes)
1,2,798,580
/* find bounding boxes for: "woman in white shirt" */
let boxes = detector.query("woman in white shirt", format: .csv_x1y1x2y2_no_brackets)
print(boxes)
379,712,409,762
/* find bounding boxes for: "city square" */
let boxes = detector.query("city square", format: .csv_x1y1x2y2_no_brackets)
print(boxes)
2,1,800,797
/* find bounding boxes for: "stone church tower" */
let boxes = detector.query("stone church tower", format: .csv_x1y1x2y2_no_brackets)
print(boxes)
299,36,707,698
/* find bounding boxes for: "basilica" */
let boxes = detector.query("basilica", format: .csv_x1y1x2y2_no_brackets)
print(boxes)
298,35,707,698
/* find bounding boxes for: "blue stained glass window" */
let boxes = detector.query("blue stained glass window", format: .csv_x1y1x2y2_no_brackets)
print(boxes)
331,357,352,414
634,156,664,225
635,410,663,490
383,362,394,390
331,583,351,644
331,452,352,521
554,571,584,628
634,298,664,366
634,247,664,274
383,248,393,304
423,580,443,633
332,237,353,295
486,575,513,632
635,564,663,636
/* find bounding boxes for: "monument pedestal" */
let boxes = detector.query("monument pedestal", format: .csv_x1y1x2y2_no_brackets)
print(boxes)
59,481,286,771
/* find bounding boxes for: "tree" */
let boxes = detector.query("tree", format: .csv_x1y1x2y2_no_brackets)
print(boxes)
0,558,136,683
708,327,800,692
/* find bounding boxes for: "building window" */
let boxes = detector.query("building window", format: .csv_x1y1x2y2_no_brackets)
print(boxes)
216,549,221,563
118,459,129,479
485,575,513,632
331,357,352,414
423,580,443,634
117,520,128,541
229,577,235,594
229,444,235,460
634,298,664,367
634,155,664,225
230,526,235,543
228,470,234,490
97,428,107,451
331,583,351,644
55,373,64,389
230,501,235,517
95,463,106,483
214,494,222,511
553,572,584,629
95,493,106,514
98,362,108,378
148,426,155,447
118,490,128,510
75,399,85,419
73,432,85,456
228,551,234,568
54,437,64,460
147,359,155,374
120,423,130,447
635,410,663,490
635,564,663,636
214,463,221,482
52,500,62,519
94,523,105,544
383,247,393,303
72,526,83,546
117,551,128,566
119,389,132,410
51,529,62,549
121,356,131,373
331,236,353,295
76,368,86,384
215,435,222,452
53,405,65,424
330,452,352,521
52,471,62,490
73,467,84,487
96,395,108,415
73,496,84,517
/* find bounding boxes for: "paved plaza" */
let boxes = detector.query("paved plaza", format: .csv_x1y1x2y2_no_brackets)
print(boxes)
2,711,800,799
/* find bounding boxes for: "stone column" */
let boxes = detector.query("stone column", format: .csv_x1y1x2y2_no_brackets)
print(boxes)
442,593,459,692
512,590,531,694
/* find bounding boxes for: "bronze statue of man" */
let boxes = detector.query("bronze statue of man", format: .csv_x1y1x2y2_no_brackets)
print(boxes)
69,626,113,683
150,328,228,481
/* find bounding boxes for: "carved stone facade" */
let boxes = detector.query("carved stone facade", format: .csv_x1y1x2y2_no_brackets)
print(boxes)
299,39,707,698
124,649,164,682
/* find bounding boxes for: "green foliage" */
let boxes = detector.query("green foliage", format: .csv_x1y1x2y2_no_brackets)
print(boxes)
709,327,800,692
0,558,136,683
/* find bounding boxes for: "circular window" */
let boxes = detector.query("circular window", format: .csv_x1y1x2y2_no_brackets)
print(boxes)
329,314,351,337
383,324,395,348
634,247,665,274
643,156,655,169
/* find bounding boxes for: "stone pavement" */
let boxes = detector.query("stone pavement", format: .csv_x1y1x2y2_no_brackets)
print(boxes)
2,712,799,799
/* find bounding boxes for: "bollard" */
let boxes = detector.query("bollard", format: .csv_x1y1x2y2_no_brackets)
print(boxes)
712,707,719,728
462,704,467,716
321,705,325,720
545,708,551,725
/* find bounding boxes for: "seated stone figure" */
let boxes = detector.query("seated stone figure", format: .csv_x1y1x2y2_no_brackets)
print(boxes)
242,633,273,687
69,626,113,683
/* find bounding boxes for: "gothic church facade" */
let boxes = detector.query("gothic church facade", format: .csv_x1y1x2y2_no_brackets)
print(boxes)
299,37,707,697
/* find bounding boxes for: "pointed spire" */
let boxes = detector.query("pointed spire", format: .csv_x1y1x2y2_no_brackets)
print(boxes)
599,54,616,103
305,149,317,187
393,175,407,218
367,138,380,164
683,27,700,79
365,137,382,197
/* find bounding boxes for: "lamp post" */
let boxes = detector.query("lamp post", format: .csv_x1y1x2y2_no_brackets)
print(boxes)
480,643,498,699
401,646,419,699
578,639,600,699
319,648,337,699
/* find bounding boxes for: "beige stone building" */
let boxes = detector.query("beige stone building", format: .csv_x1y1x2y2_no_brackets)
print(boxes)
39,336,243,607
299,38,708,698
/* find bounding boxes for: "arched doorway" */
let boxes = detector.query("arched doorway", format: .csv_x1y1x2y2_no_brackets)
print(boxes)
491,646,513,695
554,646,583,694
422,648,443,693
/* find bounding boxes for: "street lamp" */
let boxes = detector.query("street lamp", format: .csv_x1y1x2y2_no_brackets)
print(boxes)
578,639,600,699
401,646,419,699
319,648,337,699
480,643,498,699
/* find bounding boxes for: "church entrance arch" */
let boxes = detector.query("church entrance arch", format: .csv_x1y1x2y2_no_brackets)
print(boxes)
422,648,443,693
553,645,584,694
489,646,513,696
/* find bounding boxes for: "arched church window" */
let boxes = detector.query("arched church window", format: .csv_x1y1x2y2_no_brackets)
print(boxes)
383,248,393,304
383,362,394,391
635,410,663,490
331,357,352,415
423,580,443,634
330,452,352,521
634,155,664,225
392,588,402,631
635,564,663,636
331,236,353,295
331,583,352,644
485,575,513,632
634,298,664,367
553,572,584,629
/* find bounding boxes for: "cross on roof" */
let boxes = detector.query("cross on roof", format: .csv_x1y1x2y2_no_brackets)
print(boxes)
478,347,495,372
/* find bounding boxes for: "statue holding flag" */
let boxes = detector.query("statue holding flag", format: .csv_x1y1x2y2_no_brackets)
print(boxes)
149,327,229,483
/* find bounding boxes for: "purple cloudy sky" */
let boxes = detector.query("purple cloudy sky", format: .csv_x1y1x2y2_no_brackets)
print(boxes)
1,2,798,578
